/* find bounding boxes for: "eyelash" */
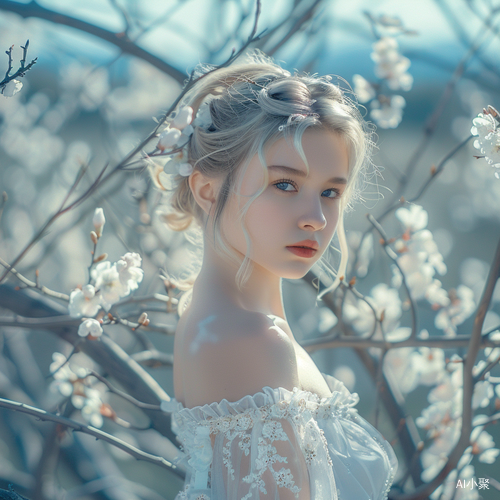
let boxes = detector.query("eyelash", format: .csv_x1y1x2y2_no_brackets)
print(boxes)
273,178,341,199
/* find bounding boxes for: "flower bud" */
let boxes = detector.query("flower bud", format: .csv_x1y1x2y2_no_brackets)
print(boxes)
90,231,98,245
172,106,193,130
138,312,149,326
93,208,105,237
93,253,108,263
157,128,181,151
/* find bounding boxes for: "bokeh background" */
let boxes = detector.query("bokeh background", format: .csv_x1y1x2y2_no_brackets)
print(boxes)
1,0,500,499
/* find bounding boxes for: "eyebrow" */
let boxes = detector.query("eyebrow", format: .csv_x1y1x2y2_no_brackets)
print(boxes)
268,165,347,184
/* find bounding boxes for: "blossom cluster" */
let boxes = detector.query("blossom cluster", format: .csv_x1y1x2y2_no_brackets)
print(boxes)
391,204,475,336
68,208,143,318
353,30,413,129
155,101,215,187
68,251,144,317
49,352,106,428
471,110,500,179
415,354,500,499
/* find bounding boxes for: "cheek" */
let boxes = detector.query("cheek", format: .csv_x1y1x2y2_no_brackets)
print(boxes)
244,199,283,245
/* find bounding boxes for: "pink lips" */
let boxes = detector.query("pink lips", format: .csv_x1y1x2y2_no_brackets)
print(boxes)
286,247,317,258
287,239,319,250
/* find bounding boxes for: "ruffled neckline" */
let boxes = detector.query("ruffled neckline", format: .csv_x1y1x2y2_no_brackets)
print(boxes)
161,373,359,421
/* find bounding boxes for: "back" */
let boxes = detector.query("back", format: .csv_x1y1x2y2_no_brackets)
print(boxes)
177,308,300,408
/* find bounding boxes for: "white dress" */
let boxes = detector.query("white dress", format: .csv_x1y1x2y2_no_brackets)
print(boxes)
163,373,398,500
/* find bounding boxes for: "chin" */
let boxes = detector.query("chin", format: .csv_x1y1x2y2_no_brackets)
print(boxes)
277,265,315,280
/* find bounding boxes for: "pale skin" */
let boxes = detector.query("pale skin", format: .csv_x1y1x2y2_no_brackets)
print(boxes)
173,127,349,499
174,127,350,407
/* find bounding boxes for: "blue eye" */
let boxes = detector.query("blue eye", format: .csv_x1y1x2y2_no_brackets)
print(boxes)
273,179,340,199
274,179,296,191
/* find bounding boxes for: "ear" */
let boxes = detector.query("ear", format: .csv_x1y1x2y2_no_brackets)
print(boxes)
188,170,221,218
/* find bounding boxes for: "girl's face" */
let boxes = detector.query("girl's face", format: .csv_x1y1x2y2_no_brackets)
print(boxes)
220,128,350,279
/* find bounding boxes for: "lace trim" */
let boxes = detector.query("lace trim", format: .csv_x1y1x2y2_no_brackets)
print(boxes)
171,382,396,500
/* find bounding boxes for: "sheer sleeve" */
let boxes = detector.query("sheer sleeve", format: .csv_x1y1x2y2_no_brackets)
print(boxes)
167,377,397,500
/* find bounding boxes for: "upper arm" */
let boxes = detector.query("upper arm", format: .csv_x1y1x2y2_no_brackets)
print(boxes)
185,312,300,406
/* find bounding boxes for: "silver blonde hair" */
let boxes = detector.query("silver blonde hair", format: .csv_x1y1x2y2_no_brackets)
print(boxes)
160,49,373,301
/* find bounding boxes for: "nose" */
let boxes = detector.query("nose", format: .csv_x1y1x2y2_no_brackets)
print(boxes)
297,197,327,231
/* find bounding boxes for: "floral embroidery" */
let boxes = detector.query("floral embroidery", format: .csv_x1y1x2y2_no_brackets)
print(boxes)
173,385,395,500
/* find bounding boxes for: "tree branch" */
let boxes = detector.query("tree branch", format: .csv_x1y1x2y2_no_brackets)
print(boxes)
0,0,185,82
0,397,177,472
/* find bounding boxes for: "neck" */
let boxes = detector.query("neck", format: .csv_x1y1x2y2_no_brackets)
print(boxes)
191,237,287,321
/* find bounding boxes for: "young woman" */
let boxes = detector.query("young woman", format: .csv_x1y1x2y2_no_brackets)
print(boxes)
160,50,398,500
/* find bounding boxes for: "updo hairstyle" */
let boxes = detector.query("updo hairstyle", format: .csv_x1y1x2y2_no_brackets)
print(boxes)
159,49,373,299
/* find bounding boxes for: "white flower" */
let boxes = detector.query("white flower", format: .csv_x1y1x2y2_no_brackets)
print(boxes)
471,111,500,176
472,380,494,409
81,389,104,428
68,285,102,318
157,127,181,151
412,347,446,385
172,105,193,130
116,252,143,293
92,208,105,237
193,100,213,130
91,261,128,309
384,347,420,393
470,427,500,463
49,352,90,405
416,400,453,430
343,283,402,336
434,285,475,336
396,204,428,232
371,37,413,91
370,95,406,128
2,79,23,97
78,318,103,338
352,74,376,103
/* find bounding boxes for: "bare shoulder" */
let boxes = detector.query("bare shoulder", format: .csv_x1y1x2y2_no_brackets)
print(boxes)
183,309,299,407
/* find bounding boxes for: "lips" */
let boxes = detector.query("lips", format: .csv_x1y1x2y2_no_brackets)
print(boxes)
286,239,319,250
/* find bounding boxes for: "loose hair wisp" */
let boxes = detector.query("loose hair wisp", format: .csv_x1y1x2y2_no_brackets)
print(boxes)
154,49,374,302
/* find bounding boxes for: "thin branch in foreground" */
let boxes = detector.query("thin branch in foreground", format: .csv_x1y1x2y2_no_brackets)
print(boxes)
0,397,177,471
0,39,37,88
88,371,161,411
0,255,69,301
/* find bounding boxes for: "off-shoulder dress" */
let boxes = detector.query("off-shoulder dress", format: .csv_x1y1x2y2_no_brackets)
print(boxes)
163,372,398,500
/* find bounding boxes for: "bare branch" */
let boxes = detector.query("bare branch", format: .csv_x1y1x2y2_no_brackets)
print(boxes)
0,255,70,301
0,0,184,82
88,371,161,410
392,234,500,499
367,213,419,340
0,397,177,471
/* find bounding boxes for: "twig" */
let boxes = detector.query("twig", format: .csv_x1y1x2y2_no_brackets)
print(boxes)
0,162,108,284
131,350,174,367
0,314,81,329
88,371,161,410
366,214,419,340
0,39,37,88
0,397,176,471
0,1,183,81
0,255,70,301
350,135,471,281
342,281,380,338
